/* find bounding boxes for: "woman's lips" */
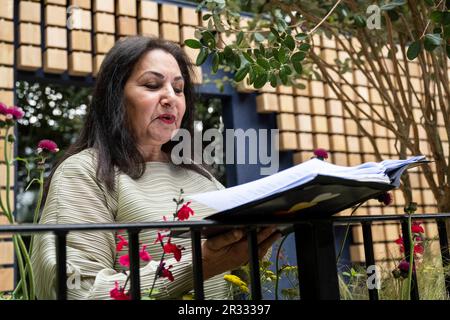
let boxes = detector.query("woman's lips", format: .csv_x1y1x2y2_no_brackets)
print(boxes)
157,114,176,124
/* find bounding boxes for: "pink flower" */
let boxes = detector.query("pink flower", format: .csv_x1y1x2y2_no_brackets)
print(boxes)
163,239,184,262
118,254,130,267
414,244,424,255
158,263,174,282
377,192,393,206
177,201,194,221
313,148,328,160
0,102,9,114
139,245,152,262
110,281,130,300
116,235,128,251
0,104,25,121
37,139,59,153
411,221,424,234
8,106,25,120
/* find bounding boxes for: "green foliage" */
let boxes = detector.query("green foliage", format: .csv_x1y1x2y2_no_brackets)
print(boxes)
186,0,449,91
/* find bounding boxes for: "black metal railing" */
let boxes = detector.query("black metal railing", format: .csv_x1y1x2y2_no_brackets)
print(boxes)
0,213,449,300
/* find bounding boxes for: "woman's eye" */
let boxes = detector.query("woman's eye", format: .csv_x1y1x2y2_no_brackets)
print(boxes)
174,88,184,94
145,83,159,89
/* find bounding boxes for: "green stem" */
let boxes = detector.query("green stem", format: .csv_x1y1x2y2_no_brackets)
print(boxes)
407,214,414,300
336,202,363,264
28,168,44,257
274,235,288,300
12,235,28,300
0,126,11,221
4,126,12,216
17,234,35,300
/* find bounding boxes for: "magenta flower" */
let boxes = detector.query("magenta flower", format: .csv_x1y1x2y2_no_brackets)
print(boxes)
158,263,174,282
118,254,130,267
0,102,8,114
398,260,410,272
0,104,25,121
313,148,328,160
139,245,152,262
116,235,128,252
37,139,59,154
377,192,393,206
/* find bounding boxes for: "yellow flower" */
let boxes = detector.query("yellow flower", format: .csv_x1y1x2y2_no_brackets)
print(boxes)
224,274,249,294
182,293,194,300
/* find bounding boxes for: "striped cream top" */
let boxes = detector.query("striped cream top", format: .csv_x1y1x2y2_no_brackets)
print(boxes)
31,148,229,300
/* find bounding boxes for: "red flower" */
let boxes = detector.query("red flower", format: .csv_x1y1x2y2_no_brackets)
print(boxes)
154,232,167,244
118,254,130,267
116,235,128,251
313,148,328,160
377,192,393,206
110,281,130,300
398,260,410,272
177,201,194,221
163,239,184,262
158,263,174,282
37,139,59,153
414,244,424,255
139,245,152,262
411,221,424,234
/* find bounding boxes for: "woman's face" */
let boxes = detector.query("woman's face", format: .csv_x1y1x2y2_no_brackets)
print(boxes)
124,49,186,150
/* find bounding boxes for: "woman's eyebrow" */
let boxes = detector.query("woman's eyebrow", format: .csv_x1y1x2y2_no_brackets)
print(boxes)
138,70,184,82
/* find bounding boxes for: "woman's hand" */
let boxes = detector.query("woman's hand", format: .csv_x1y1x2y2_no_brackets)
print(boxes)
201,227,281,280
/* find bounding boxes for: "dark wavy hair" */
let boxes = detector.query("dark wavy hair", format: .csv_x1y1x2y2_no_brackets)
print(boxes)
42,36,211,205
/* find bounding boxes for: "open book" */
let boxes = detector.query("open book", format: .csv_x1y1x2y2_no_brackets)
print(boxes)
178,156,428,238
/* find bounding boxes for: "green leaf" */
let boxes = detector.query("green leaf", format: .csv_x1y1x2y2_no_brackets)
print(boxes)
196,47,208,66
213,14,225,32
279,68,288,85
212,52,219,73
291,51,306,62
242,51,254,63
202,14,212,21
299,43,311,52
380,0,405,11
223,45,233,58
202,31,216,49
234,65,249,82
253,72,268,89
295,33,308,41
277,47,287,63
430,11,443,24
284,35,295,51
443,12,450,26
424,33,442,51
236,31,244,46
269,58,281,69
233,53,241,69
254,32,265,43
256,57,271,70
184,39,202,49
293,60,302,74
407,40,421,60
353,15,366,28
269,73,277,88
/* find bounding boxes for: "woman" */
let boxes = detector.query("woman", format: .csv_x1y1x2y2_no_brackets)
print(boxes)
31,36,280,300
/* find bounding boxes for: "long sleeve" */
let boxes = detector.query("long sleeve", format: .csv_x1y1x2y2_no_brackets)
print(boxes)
31,152,224,300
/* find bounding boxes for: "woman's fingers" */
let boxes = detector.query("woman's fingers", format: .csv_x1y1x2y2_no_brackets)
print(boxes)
258,231,282,259
204,229,244,251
